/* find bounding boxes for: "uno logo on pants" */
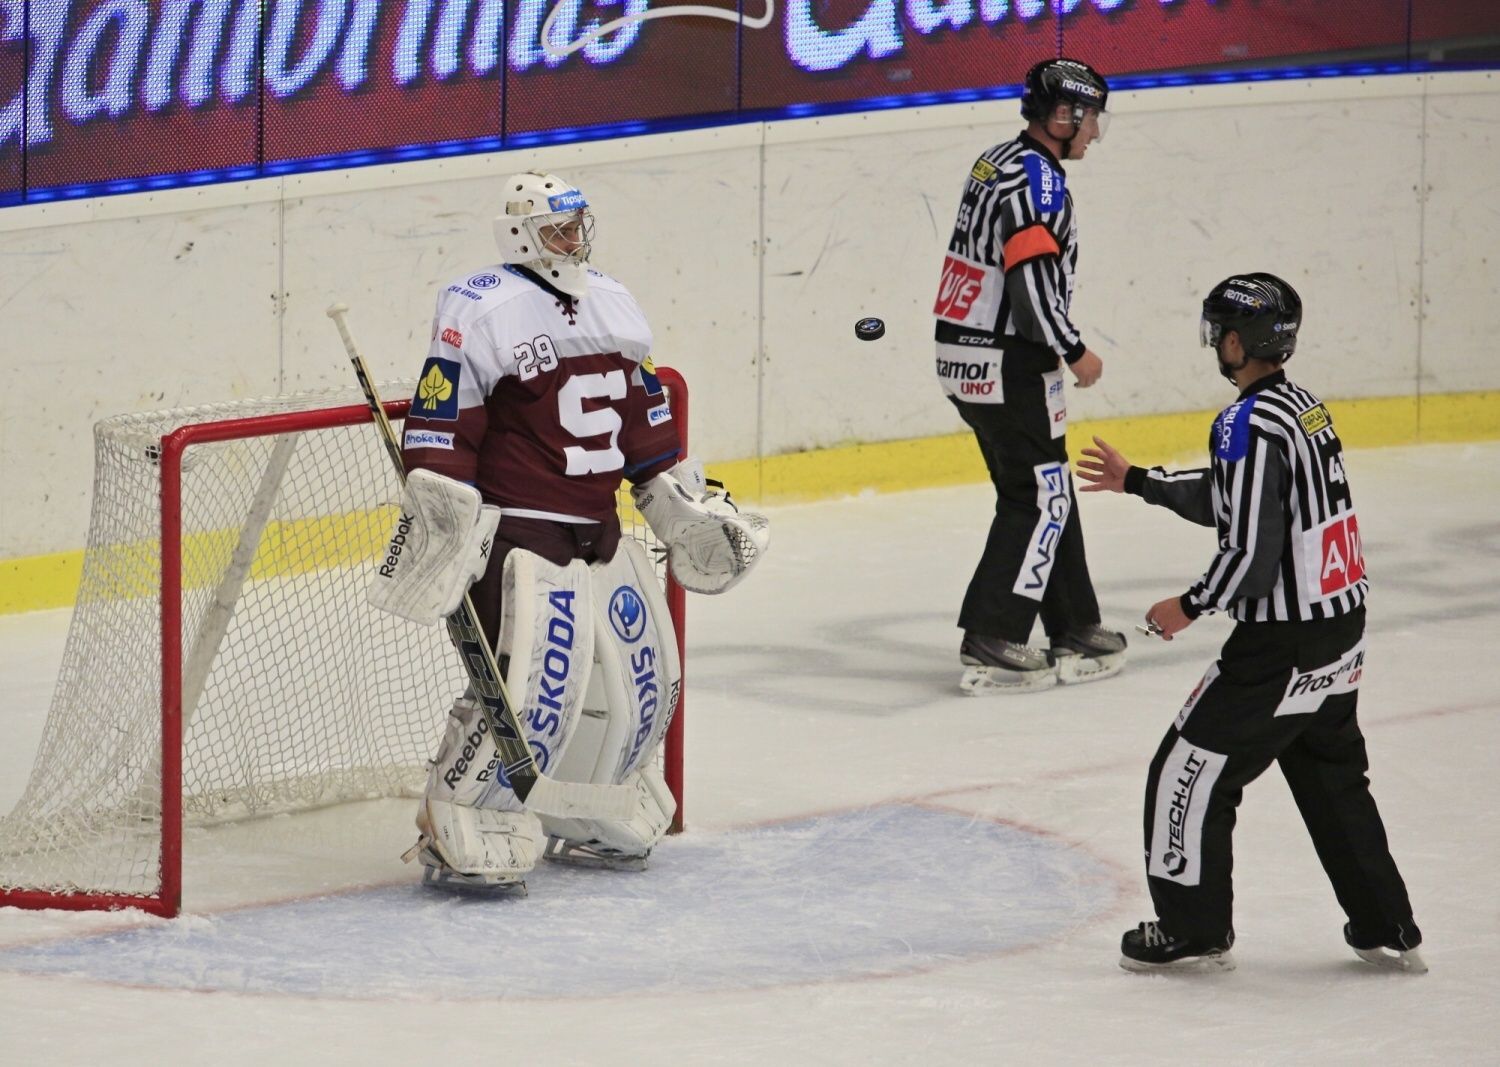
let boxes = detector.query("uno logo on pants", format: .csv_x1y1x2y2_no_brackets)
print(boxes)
936,343,1003,404
1148,736,1228,885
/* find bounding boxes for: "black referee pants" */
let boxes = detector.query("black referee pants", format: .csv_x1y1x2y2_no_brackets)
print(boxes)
1142,608,1416,946
950,383,1100,645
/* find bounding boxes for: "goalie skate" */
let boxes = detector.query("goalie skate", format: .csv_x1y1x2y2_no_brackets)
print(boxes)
402,837,529,897
543,836,651,872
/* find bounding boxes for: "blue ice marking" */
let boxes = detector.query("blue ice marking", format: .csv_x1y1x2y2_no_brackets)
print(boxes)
0,805,1114,998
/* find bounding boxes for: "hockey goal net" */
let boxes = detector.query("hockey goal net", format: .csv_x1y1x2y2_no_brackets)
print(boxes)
0,370,689,918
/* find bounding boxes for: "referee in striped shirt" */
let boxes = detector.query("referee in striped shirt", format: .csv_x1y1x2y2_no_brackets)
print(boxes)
934,57,1126,695
1079,273,1424,974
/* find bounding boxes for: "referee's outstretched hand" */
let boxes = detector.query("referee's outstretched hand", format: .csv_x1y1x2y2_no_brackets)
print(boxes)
1077,435,1128,493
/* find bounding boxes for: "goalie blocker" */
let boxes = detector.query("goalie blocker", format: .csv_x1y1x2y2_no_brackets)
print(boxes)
368,468,499,626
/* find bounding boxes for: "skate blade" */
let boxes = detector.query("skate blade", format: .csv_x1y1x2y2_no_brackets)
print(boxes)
1353,946,1429,974
1054,650,1125,686
544,837,649,871
404,837,529,896
1119,949,1236,974
419,863,528,897
960,665,1057,695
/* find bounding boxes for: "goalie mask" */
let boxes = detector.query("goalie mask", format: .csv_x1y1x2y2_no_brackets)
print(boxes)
493,171,596,300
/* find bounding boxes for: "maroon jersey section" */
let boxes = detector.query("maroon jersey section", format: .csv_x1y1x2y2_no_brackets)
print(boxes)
404,352,679,522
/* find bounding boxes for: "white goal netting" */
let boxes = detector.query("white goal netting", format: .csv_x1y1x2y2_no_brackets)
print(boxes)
0,383,676,909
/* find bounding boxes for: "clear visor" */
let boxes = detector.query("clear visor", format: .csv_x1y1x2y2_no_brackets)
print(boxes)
1083,107,1110,143
1200,316,1223,348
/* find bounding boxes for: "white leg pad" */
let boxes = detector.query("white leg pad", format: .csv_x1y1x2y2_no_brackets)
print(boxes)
414,798,542,884
499,549,595,784
591,537,681,783
540,763,676,858
423,696,513,811
411,550,594,882
537,538,681,858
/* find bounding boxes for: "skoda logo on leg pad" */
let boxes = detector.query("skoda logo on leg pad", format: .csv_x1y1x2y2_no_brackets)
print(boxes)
609,586,646,642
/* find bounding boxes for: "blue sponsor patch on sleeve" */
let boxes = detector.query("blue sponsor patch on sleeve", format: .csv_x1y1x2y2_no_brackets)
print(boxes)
411,357,462,422
1211,395,1258,462
1023,154,1066,214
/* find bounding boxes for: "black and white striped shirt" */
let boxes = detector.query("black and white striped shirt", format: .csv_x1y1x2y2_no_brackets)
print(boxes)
1124,371,1367,622
933,132,1084,364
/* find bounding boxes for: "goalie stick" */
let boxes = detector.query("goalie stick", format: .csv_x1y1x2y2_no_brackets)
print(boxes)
325,303,635,823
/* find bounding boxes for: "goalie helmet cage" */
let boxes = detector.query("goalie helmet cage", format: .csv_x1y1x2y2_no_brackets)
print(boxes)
0,369,689,919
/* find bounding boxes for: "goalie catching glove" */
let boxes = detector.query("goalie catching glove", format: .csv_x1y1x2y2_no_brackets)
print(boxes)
631,457,769,594
369,468,501,625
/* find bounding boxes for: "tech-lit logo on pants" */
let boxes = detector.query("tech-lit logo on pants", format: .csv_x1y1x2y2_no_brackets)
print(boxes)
1013,462,1070,602
1148,737,1228,885
609,585,646,642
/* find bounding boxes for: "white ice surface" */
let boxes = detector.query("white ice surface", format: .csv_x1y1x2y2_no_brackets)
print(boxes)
2,442,1498,1065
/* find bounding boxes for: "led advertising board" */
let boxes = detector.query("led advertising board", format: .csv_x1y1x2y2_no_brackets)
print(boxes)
1,0,1496,203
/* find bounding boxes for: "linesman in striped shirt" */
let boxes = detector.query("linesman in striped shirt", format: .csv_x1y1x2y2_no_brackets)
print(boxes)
934,57,1126,696
1078,274,1424,974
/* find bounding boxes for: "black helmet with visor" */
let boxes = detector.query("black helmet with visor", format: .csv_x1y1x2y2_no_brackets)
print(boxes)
1020,58,1111,149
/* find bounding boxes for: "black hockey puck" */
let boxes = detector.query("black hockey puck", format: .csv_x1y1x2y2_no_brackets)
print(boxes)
854,317,886,341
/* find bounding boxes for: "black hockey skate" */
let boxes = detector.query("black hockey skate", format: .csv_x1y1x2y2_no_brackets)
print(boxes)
1049,624,1127,686
1344,921,1428,974
1119,921,1235,973
959,632,1056,695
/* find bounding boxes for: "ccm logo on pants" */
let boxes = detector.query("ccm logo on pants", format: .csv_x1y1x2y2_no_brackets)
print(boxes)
1013,462,1070,602
1148,737,1228,885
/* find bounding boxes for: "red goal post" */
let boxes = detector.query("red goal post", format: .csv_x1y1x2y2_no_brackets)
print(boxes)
0,369,688,919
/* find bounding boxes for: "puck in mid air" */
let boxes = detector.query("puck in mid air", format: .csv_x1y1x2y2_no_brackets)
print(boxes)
854,317,886,341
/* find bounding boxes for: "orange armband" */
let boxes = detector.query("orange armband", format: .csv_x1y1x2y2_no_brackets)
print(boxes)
1002,225,1061,270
